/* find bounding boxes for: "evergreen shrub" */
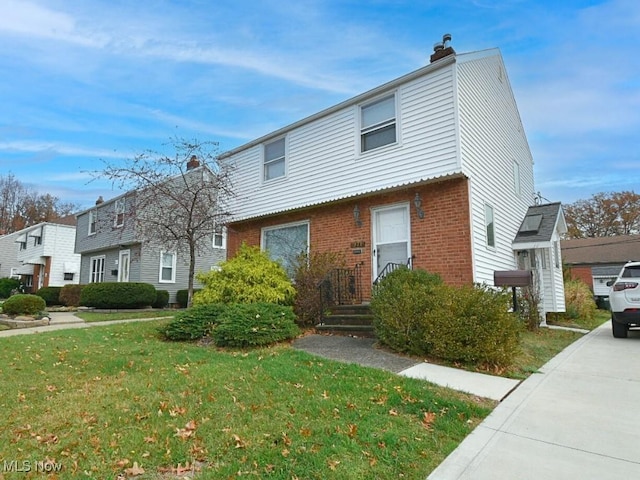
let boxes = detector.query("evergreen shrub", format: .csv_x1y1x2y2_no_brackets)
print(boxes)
36,286,62,306
0,278,20,299
2,294,46,316
160,303,227,341
153,290,170,309
80,282,156,309
176,289,201,308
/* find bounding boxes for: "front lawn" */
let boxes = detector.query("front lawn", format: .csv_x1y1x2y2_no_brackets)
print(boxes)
547,309,610,331
74,310,177,323
0,320,494,479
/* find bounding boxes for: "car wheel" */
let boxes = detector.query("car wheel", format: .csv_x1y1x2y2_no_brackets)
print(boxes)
612,319,628,339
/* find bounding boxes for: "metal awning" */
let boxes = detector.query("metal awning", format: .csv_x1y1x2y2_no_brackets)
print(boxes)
14,234,27,243
28,226,42,237
63,262,79,274
26,257,45,265
16,264,34,275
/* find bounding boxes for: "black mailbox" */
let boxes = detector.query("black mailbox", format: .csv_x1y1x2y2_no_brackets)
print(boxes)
494,270,532,287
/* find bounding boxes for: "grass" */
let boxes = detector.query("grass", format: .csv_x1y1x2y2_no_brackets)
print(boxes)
0,320,494,479
547,309,610,331
74,310,177,323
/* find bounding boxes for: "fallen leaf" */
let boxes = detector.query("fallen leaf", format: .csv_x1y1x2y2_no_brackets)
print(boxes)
328,460,340,471
124,461,145,476
389,409,398,416
347,424,358,438
422,411,437,429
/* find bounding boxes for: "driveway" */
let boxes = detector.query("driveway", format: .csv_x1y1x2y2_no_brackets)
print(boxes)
429,323,640,480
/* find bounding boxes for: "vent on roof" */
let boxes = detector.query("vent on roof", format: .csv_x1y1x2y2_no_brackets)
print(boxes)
519,213,543,233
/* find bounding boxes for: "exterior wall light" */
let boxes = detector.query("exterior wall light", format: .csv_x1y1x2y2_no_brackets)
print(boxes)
353,205,363,227
414,193,425,219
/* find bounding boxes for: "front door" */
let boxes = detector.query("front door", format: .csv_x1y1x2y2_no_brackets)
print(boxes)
372,204,410,282
118,250,130,282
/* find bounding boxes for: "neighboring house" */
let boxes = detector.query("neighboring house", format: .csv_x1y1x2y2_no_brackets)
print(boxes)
74,161,226,304
220,38,566,316
0,219,80,292
562,234,640,302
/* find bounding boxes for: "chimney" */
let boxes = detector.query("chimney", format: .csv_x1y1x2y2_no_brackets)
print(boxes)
430,33,455,63
186,155,200,170
95,196,104,205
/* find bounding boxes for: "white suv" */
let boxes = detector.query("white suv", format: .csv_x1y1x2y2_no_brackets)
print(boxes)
609,261,640,338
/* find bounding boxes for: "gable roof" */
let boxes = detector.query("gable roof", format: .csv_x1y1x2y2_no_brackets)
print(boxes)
561,234,640,266
512,202,565,249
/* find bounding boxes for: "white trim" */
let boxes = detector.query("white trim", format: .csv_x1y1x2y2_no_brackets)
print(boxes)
90,255,105,283
118,249,131,282
484,203,496,249
371,202,411,283
114,198,125,228
357,91,399,157
88,209,97,236
159,250,177,283
213,225,227,249
260,220,310,274
262,136,287,183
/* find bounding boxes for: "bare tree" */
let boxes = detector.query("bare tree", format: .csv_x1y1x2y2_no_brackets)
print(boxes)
564,191,640,238
95,138,233,307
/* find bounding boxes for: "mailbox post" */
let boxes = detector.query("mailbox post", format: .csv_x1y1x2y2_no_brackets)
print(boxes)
494,270,533,312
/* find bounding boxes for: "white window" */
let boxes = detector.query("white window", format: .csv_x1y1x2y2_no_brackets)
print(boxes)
88,209,97,235
114,199,125,227
90,255,105,283
213,225,226,249
118,250,130,282
264,137,286,181
159,251,176,283
262,221,309,276
360,94,397,152
513,160,521,196
485,204,495,248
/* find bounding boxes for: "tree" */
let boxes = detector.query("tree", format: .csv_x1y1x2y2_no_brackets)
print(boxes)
95,137,233,307
564,191,640,238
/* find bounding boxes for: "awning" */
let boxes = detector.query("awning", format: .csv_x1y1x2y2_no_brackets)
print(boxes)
26,257,45,265
16,264,34,275
63,262,79,274
28,226,42,237
14,234,27,243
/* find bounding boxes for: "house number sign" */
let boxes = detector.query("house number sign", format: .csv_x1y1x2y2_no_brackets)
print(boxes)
350,241,365,248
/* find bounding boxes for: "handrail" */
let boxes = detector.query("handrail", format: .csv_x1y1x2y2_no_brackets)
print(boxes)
373,257,413,285
318,264,363,314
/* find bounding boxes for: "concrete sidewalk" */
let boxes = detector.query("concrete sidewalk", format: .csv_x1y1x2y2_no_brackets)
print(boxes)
428,323,640,480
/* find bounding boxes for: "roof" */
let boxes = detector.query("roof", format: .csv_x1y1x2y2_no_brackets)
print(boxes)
561,234,640,266
512,202,565,247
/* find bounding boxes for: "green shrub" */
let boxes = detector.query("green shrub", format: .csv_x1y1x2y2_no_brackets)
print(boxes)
159,303,227,341
60,284,85,307
2,294,46,316
557,279,597,321
176,289,201,308
371,267,443,354
293,251,346,327
212,303,300,348
80,282,157,309
194,243,295,306
36,286,62,306
0,278,21,299
153,290,170,309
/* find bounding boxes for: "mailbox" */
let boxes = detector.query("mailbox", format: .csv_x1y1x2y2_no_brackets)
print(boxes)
494,270,532,287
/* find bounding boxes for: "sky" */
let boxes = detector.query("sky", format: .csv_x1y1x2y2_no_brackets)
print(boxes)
0,0,638,212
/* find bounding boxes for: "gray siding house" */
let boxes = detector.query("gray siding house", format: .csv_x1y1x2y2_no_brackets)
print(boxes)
74,165,226,304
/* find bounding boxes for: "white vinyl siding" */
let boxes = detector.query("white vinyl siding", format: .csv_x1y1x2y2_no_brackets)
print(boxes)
263,137,286,181
360,94,396,152
159,251,176,283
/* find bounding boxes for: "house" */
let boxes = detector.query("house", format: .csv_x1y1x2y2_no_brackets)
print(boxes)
562,234,640,304
74,160,226,304
220,37,566,317
0,219,80,292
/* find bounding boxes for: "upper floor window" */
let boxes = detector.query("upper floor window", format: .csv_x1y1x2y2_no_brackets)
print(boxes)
114,199,125,227
15,233,27,250
213,225,226,249
360,94,397,152
264,137,286,181
29,227,42,246
159,251,177,283
88,209,97,235
485,204,495,248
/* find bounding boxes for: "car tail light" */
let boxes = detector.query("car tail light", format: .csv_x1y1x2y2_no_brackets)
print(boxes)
613,282,639,291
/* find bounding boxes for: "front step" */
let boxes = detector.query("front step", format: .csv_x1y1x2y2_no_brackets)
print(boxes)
316,304,375,337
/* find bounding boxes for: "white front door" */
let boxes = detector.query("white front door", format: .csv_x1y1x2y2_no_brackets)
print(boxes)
118,250,130,282
372,204,411,281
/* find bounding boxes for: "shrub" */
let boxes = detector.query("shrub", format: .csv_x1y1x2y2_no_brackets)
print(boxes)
80,282,157,309
194,243,295,306
557,279,597,321
2,294,46,316
212,303,300,348
36,286,62,306
292,251,346,327
60,284,85,307
0,278,21,299
176,289,201,308
371,267,443,354
159,303,227,341
153,290,170,309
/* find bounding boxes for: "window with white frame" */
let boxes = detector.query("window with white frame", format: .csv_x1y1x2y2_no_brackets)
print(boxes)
263,137,286,181
90,255,105,283
485,204,495,248
114,198,125,227
159,251,177,283
213,225,226,249
360,94,397,152
88,209,97,235
262,221,309,276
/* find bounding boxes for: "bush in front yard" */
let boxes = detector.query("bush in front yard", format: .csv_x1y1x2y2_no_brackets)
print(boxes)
194,243,295,306
212,303,300,348
2,294,46,316
371,267,443,354
176,289,201,308
36,286,62,306
159,303,227,341
60,284,85,307
556,279,597,321
153,290,170,309
0,278,21,299
80,282,156,309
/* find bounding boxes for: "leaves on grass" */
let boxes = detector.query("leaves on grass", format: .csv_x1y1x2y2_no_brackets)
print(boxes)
422,411,437,429
123,461,145,477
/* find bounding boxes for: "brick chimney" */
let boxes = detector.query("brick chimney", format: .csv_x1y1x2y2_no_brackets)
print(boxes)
95,196,104,205
186,155,200,170
430,33,455,63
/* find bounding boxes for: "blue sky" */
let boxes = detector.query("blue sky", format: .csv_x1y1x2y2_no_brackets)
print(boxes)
0,0,638,211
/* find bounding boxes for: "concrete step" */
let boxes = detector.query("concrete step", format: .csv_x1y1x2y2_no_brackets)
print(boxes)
315,324,375,338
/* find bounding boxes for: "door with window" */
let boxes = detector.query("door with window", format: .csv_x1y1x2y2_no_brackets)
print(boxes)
118,250,130,282
372,204,410,282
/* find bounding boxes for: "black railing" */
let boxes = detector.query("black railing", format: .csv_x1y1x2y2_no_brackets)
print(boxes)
319,264,362,309
373,257,413,286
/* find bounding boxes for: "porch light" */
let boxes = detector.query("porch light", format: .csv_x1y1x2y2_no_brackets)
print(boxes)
414,193,424,219
353,205,363,227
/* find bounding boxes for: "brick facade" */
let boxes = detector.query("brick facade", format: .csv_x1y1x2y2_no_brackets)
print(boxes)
566,266,594,291
227,177,473,299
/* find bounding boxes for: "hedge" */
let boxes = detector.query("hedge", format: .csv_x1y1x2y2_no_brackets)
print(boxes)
80,282,157,309
36,286,62,306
